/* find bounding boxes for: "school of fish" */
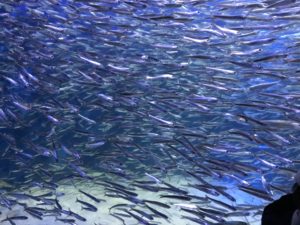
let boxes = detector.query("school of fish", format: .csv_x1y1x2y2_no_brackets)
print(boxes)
0,0,300,224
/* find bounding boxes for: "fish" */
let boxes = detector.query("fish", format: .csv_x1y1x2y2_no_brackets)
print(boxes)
160,194,192,201
130,208,154,220
124,210,153,225
76,198,98,212
143,200,171,209
145,204,169,220
181,215,208,225
205,196,237,211
261,174,273,196
55,218,76,224
78,55,103,67
238,185,274,201
1,216,28,225
205,66,236,74
0,0,299,225
79,189,103,203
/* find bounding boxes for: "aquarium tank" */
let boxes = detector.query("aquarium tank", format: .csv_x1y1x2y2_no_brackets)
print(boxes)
0,0,299,224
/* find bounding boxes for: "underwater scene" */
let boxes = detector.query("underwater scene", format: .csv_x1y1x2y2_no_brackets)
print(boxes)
0,0,300,224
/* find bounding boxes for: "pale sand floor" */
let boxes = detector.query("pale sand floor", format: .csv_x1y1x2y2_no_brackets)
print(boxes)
0,174,270,225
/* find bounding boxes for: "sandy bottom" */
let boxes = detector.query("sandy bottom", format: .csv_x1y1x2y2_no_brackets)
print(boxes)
0,174,270,225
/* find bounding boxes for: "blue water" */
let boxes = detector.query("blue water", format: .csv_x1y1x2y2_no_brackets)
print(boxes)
0,0,300,224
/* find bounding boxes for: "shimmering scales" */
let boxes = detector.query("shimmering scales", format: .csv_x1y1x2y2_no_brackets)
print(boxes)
0,0,299,224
